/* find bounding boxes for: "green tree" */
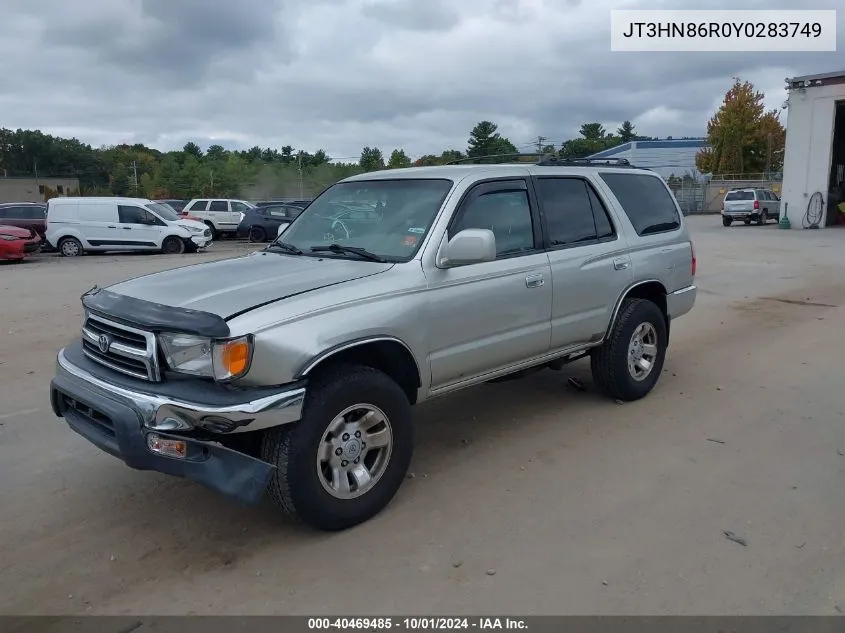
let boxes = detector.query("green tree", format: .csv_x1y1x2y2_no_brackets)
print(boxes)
206,144,228,161
359,146,385,172
467,121,517,158
696,78,785,176
183,142,203,159
387,149,412,169
579,123,607,140
616,121,637,142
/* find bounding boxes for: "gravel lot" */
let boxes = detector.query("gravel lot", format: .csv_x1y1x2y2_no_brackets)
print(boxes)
2,219,845,615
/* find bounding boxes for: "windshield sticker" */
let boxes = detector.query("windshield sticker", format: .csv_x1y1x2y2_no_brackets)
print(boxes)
408,227,426,234
403,235,418,247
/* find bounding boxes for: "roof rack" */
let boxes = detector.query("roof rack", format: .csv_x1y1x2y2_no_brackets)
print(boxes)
445,152,639,168
446,153,547,165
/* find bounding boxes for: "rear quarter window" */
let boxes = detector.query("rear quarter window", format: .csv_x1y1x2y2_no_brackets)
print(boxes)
599,172,681,236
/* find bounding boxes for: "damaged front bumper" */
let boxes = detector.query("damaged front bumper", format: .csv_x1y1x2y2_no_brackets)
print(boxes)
49,343,305,505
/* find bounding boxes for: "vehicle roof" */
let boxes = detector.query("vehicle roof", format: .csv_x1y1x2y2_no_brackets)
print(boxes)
341,163,659,184
50,196,152,204
0,201,45,207
186,197,252,201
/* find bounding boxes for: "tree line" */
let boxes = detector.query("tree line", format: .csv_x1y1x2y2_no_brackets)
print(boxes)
0,78,785,201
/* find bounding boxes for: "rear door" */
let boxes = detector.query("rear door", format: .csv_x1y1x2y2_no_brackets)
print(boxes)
78,202,121,247
534,175,633,349
207,200,233,230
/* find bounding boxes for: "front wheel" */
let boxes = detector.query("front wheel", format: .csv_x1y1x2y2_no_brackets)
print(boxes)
162,236,186,254
591,298,668,402
58,237,83,257
757,211,767,226
261,364,413,531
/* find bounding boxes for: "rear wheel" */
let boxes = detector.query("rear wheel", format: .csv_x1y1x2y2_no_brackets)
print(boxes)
248,226,266,242
58,237,83,257
204,222,217,240
591,298,668,402
261,364,413,531
744,218,751,225
722,216,732,227
162,236,185,254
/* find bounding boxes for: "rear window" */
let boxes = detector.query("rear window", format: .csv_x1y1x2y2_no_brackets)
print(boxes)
188,200,208,211
725,191,754,201
599,173,681,236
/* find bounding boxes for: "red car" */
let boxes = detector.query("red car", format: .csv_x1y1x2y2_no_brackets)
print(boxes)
0,225,42,261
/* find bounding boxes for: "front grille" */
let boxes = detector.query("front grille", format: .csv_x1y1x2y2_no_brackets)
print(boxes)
58,393,115,437
24,240,41,253
81,313,160,381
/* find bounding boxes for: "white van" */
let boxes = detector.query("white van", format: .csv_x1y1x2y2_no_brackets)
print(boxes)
46,197,213,257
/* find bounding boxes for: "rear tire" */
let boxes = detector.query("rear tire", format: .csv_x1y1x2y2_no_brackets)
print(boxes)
261,364,413,531
248,226,266,243
162,236,185,254
58,237,83,257
722,216,732,227
204,222,217,240
591,298,668,402
744,219,751,225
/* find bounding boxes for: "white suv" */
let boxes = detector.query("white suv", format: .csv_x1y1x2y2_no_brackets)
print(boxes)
721,188,781,226
182,199,256,238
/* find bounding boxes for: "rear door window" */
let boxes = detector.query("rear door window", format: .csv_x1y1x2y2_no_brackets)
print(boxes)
208,200,228,212
600,172,681,236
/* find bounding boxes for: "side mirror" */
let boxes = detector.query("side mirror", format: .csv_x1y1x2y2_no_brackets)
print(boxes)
437,228,497,268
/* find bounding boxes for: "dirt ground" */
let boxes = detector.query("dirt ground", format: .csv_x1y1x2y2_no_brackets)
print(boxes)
2,218,845,615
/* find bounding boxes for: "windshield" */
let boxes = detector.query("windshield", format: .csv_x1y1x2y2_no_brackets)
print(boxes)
276,178,453,261
725,191,754,201
146,202,180,221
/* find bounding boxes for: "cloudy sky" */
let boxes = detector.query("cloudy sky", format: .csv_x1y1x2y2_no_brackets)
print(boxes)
1,0,842,161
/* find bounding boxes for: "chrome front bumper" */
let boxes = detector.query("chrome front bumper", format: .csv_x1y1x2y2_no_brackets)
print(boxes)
55,347,304,434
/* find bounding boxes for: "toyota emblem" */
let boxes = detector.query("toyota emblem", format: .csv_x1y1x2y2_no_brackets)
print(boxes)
97,334,111,353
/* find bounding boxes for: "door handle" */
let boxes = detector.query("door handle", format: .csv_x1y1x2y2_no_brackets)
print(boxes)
613,257,630,270
122,227,132,230
525,273,544,288
107,225,116,228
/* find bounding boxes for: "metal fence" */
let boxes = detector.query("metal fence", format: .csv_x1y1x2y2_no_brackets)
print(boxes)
666,176,783,215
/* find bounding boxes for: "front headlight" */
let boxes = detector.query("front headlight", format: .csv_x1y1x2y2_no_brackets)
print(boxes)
0,235,18,241
159,333,253,381
187,226,203,234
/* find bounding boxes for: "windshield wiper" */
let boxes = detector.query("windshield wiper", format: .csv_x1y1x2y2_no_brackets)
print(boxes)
265,241,303,255
310,243,386,262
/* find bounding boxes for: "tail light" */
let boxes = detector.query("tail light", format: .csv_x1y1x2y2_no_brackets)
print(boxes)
753,200,759,210
691,241,696,277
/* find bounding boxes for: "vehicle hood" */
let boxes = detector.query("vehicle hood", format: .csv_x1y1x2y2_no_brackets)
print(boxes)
106,251,394,318
0,225,32,238
170,219,207,231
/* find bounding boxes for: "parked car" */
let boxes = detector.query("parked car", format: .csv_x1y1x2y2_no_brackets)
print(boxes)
159,199,188,213
0,202,47,240
181,198,256,238
721,188,781,226
255,199,312,209
49,157,696,532
237,204,303,242
157,201,202,222
0,224,41,261
46,197,213,257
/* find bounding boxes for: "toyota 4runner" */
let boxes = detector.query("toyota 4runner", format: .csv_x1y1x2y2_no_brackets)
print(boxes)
50,156,697,531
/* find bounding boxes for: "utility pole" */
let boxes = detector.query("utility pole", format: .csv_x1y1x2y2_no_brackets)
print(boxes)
34,158,40,199
536,136,547,152
297,152,304,198
209,171,214,194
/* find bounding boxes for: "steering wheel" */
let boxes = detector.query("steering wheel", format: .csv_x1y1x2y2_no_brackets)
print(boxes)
330,218,350,240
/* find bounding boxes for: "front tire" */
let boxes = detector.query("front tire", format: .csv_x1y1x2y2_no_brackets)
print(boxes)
249,226,266,242
591,298,668,402
261,364,413,531
162,236,186,254
757,211,766,226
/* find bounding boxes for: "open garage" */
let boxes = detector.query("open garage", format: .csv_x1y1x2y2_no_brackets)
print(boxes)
781,69,845,229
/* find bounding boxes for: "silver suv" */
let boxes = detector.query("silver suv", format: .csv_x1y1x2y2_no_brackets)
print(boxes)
49,156,697,531
721,188,781,226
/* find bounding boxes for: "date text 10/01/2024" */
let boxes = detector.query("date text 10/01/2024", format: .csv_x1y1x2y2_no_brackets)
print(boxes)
307,618,528,630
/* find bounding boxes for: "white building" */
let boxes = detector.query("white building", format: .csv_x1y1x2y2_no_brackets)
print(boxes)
587,138,709,179
781,69,845,228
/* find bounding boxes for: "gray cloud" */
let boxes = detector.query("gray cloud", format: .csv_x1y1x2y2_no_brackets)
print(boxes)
0,0,842,161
